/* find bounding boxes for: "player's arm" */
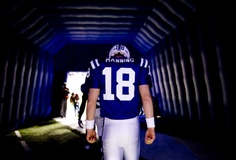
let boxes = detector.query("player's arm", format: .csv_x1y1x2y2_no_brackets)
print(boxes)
87,88,99,120
139,84,156,144
139,84,154,118
86,88,100,143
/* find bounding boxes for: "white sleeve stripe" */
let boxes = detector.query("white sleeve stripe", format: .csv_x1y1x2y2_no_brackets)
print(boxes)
144,59,148,68
90,60,95,69
140,58,144,67
90,59,100,69
140,58,149,68
95,59,100,67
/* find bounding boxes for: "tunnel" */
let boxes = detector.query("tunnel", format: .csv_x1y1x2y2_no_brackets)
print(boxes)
0,0,235,151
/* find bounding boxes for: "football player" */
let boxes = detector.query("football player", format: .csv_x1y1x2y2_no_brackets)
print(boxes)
86,44,156,160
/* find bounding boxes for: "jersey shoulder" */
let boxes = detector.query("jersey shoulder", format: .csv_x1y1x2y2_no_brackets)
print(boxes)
137,57,150,68
89,58,103,70
89,57,150,69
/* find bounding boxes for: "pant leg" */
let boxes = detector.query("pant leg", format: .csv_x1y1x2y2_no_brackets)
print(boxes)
95,108,103,137
102,117,140,160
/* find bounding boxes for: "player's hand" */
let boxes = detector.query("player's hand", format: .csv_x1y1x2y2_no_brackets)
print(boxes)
86,129,97,144
145,128,156,144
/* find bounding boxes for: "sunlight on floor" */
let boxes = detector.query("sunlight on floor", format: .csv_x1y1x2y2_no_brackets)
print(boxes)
54,102,87,134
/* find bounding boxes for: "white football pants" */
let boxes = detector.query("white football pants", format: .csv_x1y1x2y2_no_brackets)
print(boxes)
102,116,140,160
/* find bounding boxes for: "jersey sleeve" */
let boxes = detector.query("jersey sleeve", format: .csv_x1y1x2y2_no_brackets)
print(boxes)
139,58,152,86
88,59,101,89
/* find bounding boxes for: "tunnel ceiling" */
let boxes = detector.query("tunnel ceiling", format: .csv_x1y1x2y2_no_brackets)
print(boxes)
1,0,198,55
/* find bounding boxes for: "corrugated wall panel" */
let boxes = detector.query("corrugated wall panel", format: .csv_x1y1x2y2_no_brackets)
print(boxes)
0,33,54,133
149,4,235,132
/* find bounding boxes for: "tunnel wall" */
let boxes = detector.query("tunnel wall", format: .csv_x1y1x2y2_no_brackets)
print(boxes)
149,4,235,135
0,32,54,134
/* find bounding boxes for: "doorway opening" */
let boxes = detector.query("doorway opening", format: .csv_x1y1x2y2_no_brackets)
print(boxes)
65,71,87,119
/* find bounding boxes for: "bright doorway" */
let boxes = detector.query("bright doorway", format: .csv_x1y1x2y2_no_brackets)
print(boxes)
65,71,87,119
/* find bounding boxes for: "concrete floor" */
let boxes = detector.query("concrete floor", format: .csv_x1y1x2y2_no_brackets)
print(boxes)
52,115,231,160
0,114,233,160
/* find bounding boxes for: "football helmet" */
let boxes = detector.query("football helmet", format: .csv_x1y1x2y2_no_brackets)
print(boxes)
108,44,130,58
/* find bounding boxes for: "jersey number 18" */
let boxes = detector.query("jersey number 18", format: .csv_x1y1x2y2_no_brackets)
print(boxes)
103,67,135,101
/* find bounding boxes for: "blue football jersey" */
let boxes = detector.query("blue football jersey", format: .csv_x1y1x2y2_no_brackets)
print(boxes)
88,57,152,119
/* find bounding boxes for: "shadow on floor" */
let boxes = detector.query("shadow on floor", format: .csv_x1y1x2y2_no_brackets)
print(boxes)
0,116,233,160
